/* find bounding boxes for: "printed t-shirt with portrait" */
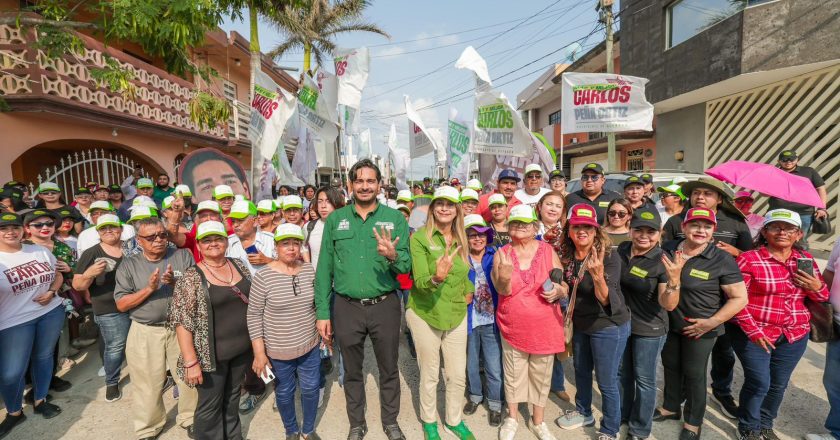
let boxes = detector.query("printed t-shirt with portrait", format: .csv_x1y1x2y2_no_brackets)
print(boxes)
0,244,62,331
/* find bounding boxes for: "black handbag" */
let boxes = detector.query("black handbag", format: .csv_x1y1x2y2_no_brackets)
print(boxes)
811,214,831,235
805,297,839,343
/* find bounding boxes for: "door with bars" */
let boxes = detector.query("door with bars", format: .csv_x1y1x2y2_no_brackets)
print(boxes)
27,149,147,202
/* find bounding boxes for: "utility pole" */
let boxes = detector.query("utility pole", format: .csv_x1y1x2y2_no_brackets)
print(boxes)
600,0,617,172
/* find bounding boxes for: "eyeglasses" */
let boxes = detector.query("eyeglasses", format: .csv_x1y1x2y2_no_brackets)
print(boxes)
467,234,485,240
509,222,531,230
138,232,168,242
40,191,59,196
607,211,628,219
580,174,601,182
291,275,300,296
29,221,55,229
765,225,800,235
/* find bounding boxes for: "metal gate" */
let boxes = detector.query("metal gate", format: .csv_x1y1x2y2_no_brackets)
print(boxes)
27,149,147,202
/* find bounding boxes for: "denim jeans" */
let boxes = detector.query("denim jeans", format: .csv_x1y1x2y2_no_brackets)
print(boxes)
551,359,566,392
573,320,631,437
800,214,814,244
93,312,131,386
270,346,321,435
0,305,65,413
619,333,666,438
731,329,808,432
825,339,840,439
466,324,503,412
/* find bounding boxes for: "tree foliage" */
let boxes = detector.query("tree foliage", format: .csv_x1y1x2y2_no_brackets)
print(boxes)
267,0,389,72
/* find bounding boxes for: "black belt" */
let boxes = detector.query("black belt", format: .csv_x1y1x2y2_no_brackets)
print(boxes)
337,292,393,306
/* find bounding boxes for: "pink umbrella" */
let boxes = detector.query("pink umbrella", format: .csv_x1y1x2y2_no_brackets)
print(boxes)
705,160,825,209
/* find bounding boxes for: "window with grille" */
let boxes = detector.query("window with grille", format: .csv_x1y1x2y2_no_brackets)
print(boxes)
626,148,644,171
548,110,562,126
222,80,237,101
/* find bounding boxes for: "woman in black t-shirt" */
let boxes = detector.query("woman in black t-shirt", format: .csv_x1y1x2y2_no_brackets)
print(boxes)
555,204,631,440
617,208,681,439
654,208,747,440
72,215,130,402
170,221,252,440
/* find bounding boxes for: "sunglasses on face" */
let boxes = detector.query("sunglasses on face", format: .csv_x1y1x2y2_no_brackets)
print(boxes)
138,232,168,242
779,158,796,163
580,175,601,182
29,221,55,229
41,191,59,196
607,211,628,219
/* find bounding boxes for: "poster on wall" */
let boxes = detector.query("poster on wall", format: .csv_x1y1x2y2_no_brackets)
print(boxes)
178,148,252,203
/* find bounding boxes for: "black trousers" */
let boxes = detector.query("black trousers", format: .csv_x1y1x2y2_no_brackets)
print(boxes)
661,332,717,427
710,322,737,396
333,293,402,428
194,351,252,440
242,363,266,395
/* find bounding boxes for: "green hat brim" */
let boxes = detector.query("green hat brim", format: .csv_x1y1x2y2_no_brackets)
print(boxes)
432,195,461,204
95,221,122,230
508,217,536,224
196,230,228,240
274,233,304,242
283,204,303,210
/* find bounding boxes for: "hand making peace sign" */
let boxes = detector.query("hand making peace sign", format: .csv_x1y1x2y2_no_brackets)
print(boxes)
433,242,462,283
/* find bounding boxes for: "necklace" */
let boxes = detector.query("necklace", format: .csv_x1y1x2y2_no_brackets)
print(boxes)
202,260,233,285
677,241,708,258
202,258,228,268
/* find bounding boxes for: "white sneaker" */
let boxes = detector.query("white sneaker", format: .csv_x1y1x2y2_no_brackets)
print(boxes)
317,387,325,408
97,366,105,377
499,417,518,440
805,435,838,440
528,420,557,440
555,410,596,430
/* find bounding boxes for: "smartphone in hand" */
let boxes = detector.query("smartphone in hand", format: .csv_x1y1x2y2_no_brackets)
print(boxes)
245,244,259,255
796,258,814,276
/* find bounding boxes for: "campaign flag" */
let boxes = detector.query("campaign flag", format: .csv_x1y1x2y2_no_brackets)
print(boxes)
247,70,298,200
387,122,410,191
357,128,372,159
478,132,556,192
291,124,318,185
298,73,339,142
455,46,532,157
334,47,370,110
448,109,471,183
560,72,654,132
405,95,439,159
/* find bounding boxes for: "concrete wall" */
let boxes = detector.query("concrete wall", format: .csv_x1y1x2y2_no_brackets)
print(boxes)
621,0,743,103
741,0,840,73
654,104,706,172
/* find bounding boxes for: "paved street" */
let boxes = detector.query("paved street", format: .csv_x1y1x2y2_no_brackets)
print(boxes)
2,335,831,440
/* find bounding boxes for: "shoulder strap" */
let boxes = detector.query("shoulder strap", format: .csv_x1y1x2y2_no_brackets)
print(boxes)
304,220,318,246
564,252,591,324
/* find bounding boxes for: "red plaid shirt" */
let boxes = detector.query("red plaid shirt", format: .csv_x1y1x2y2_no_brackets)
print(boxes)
733,247,829,343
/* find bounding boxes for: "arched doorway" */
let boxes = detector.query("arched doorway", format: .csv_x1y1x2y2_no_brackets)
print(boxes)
12,140,164,202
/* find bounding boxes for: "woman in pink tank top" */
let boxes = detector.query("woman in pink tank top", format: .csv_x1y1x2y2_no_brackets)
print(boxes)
492,205,566,440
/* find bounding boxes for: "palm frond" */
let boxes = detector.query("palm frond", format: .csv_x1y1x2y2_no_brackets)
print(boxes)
267,38,304,59
324,22,389,39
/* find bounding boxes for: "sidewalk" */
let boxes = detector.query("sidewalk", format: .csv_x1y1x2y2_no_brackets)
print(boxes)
1,333,832,440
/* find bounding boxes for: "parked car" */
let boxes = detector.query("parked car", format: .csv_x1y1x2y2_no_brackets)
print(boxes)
566,170,720,202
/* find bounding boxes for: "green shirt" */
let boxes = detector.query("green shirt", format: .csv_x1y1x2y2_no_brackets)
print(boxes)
314,202,411,320
408,227,474,331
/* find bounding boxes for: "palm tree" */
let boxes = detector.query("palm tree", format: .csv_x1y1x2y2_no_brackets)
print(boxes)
267,0,389,73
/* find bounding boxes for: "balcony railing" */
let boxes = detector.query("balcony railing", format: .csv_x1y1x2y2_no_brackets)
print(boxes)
0,23,228,140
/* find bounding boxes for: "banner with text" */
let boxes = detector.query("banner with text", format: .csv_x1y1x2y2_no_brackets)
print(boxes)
455,46,531,157
560,72,654,133
478,132,556,192
447,109,471,183
387,122,410,191
334,47,370,110
298,73,339,142
405,95,439,159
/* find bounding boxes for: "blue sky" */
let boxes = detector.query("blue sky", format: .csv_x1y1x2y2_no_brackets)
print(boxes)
221,0,609,179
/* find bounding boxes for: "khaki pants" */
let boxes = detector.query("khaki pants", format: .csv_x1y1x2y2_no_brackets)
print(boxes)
406,309,468,425
501,336,554,407
125,322,198,438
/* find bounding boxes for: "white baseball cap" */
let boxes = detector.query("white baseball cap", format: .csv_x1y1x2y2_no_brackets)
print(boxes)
283,195,303,210
90,200,114,212
174,184,192,197
763,209,802,228
38,182,60,193
466,179,483,191
464,214,487,229
213,185,234,199
135,178,154,189
274,223,305,241
488,194,507,206
397,190,413,203
396,204,411,214
128,205,155,223
196,221,228,240
257,200,277,213
432,186,461,204
508,205,537,223
195,200,221,214
162,196,175,210
228,200,257,219
95,214,121,230
460,188,479,202
524,164,543,176
130,196,157,210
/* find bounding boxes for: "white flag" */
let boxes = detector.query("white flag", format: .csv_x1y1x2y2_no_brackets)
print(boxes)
357,128,372,159
291,125,318,185
560,72,654,132
447,108,471,183
455,47,532,157
334,47,370,110
386,123,410,191
298,73,339,142
405,95,439,159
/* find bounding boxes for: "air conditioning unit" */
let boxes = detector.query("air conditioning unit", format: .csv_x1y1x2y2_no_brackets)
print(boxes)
570,137,578,144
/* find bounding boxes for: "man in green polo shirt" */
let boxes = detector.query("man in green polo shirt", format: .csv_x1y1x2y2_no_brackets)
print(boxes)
315,159,411,440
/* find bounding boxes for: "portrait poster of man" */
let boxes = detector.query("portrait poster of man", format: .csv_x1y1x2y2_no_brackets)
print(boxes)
177,148,252,203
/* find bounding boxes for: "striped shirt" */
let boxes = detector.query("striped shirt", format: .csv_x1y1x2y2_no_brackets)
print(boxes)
247,263,319,360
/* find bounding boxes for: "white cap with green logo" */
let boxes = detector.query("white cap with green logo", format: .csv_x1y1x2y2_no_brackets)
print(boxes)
763,209,802,228
196,221,228,240
274,223,305,242
95,214,121,230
